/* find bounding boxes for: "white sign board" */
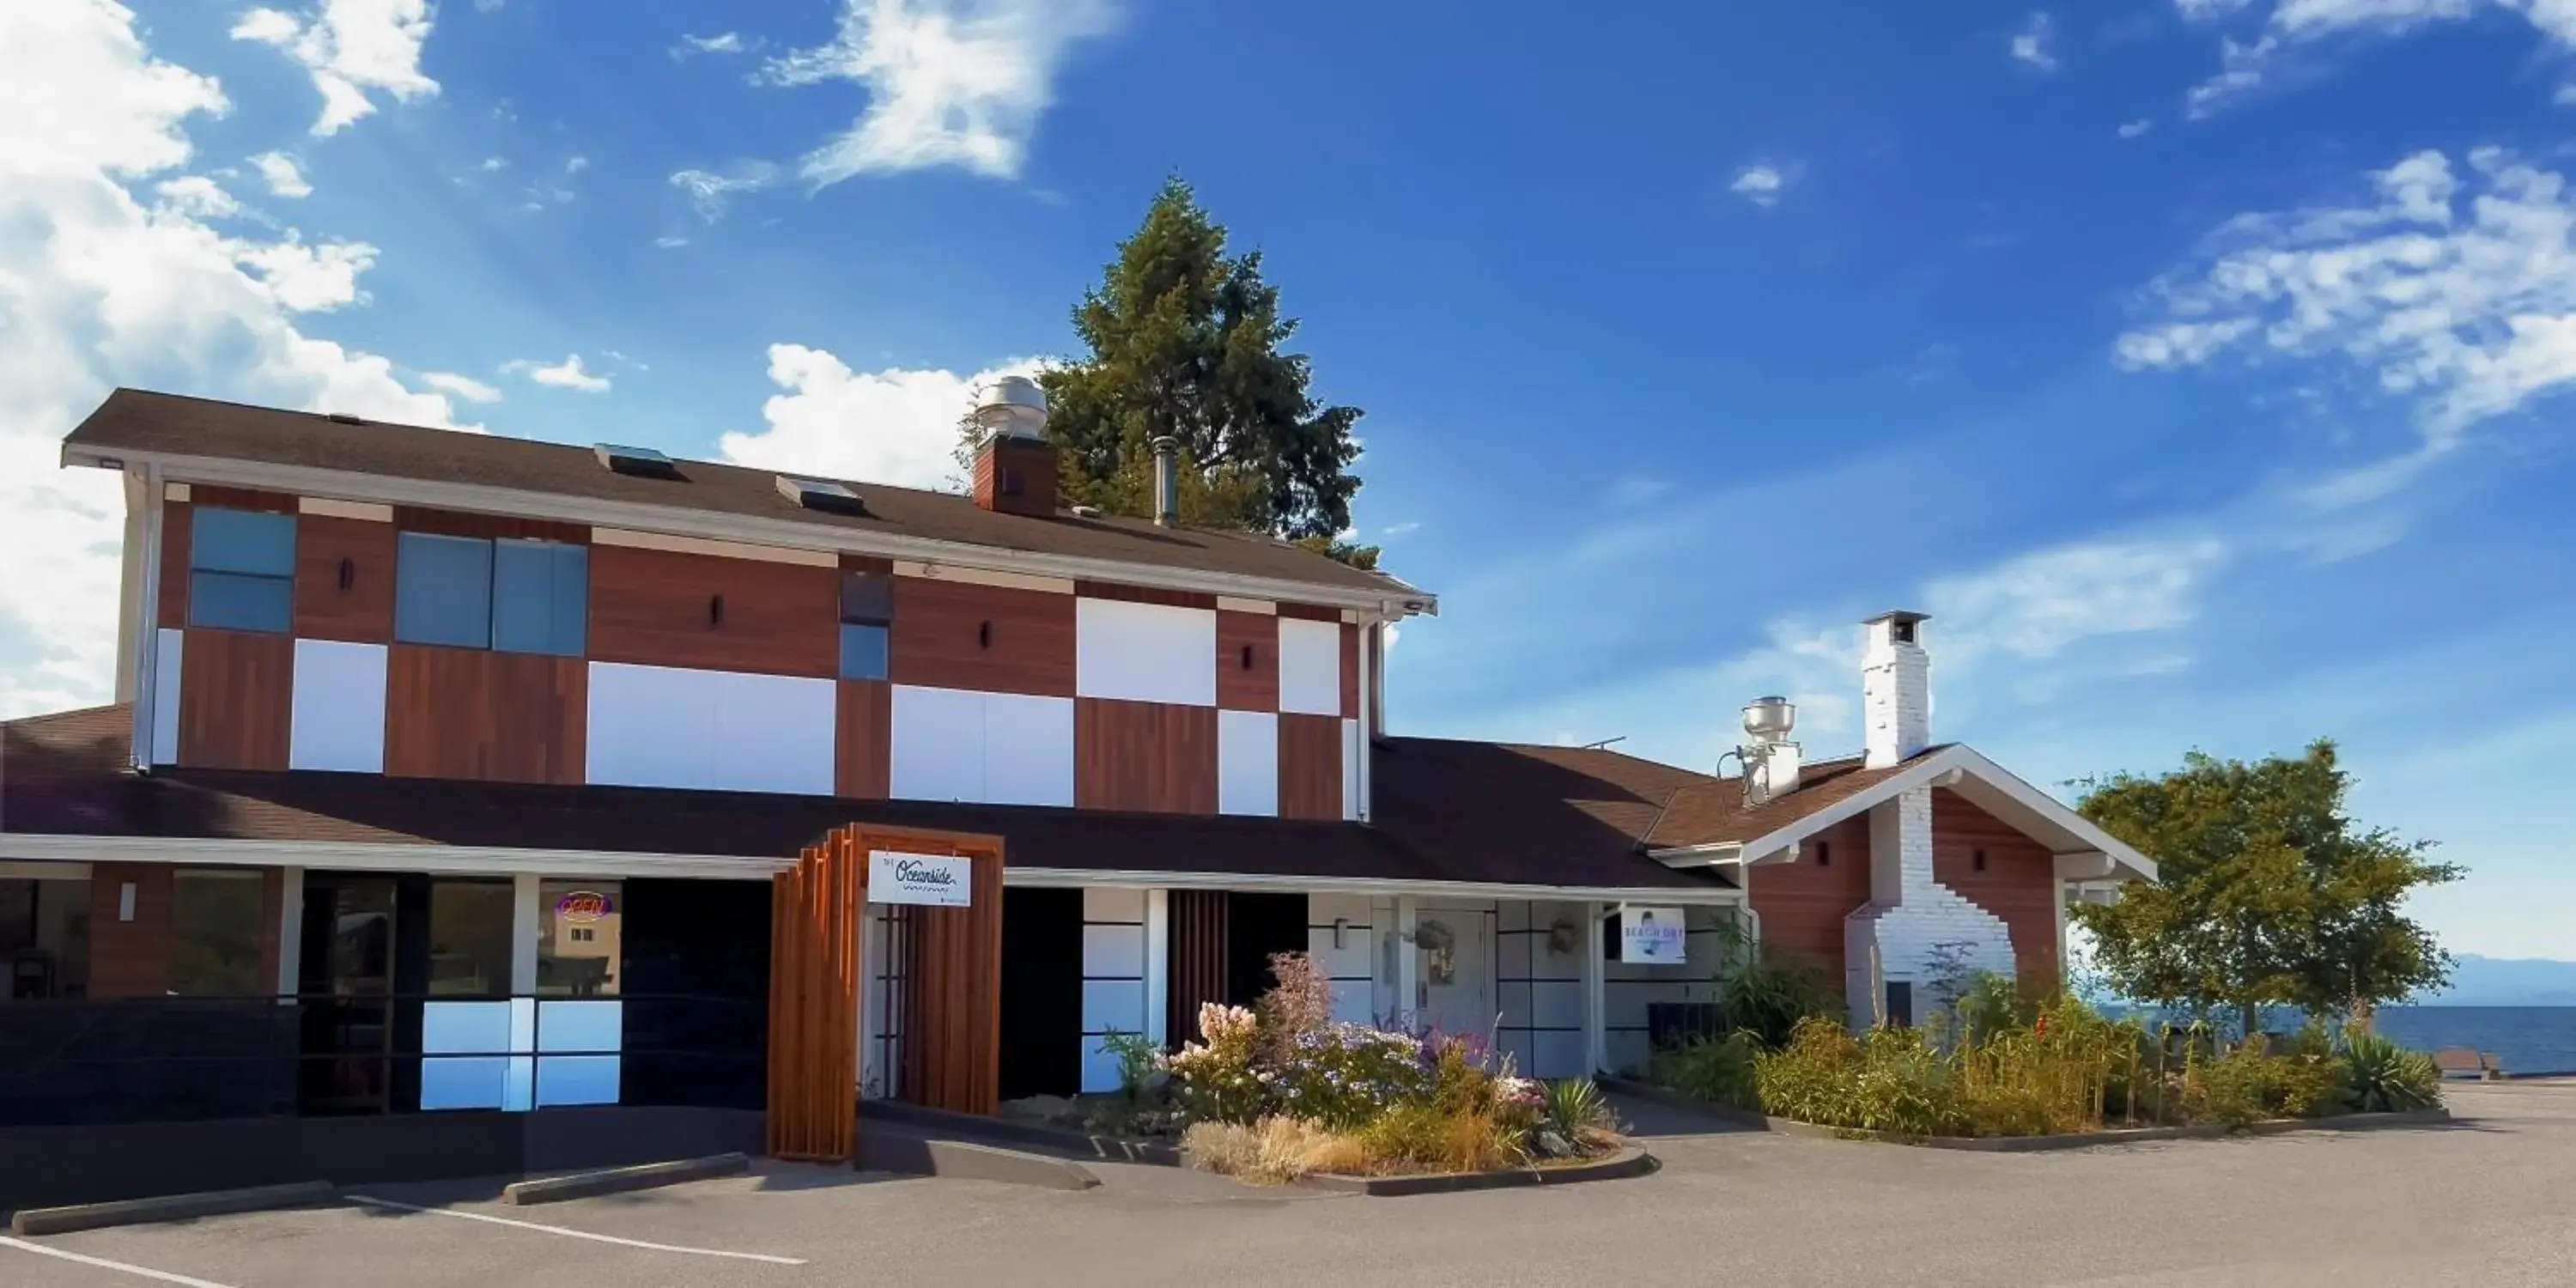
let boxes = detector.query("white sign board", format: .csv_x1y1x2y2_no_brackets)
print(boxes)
1620,907,1686,965
869,850,974,908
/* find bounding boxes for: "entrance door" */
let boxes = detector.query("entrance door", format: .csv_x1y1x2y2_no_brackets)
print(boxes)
1416,908,1494,1042
297,874,397,1114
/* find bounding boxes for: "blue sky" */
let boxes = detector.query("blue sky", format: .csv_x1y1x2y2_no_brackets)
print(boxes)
3,0,2571,958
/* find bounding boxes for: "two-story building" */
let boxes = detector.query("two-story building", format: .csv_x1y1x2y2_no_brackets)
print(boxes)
0,382,2151,1200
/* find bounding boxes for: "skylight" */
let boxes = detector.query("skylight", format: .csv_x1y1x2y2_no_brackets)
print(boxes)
594,443,681,479
776,475,865,515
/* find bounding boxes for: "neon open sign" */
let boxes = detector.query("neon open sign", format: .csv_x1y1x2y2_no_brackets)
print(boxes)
555,890,613,923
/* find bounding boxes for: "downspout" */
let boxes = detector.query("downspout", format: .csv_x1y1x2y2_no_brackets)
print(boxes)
129,465,165,770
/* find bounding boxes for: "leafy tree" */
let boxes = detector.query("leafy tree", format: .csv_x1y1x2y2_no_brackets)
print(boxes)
2072,740,2462,1036
966,175,1369,556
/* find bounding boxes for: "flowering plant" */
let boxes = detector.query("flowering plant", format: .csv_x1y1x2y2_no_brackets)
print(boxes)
1273,1024,1430,1130
1165,1003,1265,1124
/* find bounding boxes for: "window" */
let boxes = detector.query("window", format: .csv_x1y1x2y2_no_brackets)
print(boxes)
537,881,619,998
840,573,893,680
396,533,586,655
1971,848,1987,873
167,870,266,996
426,880,513,997
189,507,295,633
1815,841,1832,868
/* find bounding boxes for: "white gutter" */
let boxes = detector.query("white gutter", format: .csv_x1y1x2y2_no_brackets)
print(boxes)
0,832,1746,904
64,446,1440,619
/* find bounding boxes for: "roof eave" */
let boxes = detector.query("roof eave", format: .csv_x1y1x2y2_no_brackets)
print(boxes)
64,442,1440,617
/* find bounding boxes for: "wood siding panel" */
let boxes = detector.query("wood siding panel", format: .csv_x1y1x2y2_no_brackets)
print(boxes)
1275,603,1341,623
190,486,296,513
1166,890,1230,1042
87,864,172,999
872,826,1006,1117
293,513,398,642
1074,698,1218,814
1277,713,1344,822
589,544,838,678
835,678,892,799
769,831,865,1163
1933,790,2063,990
392,506,588,544
1076,581,1218,611
1340,623,1360,720
889,576,1076,697
1215,611,1278,712
177,628,293,771
157,499,191,629
383,645,586,784
1746,815,1874,987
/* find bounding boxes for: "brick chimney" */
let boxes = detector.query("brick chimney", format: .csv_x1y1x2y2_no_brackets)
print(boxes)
969,376,1058,518
1861,611,1930,770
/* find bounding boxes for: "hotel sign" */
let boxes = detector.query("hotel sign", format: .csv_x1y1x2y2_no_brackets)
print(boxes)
869,850,975,908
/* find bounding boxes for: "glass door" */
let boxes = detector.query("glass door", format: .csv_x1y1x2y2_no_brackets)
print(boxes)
297,874,396,1114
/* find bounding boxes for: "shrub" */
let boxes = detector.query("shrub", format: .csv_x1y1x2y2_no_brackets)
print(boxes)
2179,1041,2341,1126
1271,1024,1428,1131
1537,1078,1622,1157
1647,1031,1763,1109
1715,947,1844,1050
1356,1103,1529,1174
1753,1016,1966,1139
1164,1002,1266,1124
1182,1116,1370,1184
2338,1030,2441,1113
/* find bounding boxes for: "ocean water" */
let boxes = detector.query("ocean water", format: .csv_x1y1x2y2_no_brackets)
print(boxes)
2373,1006,2576,1077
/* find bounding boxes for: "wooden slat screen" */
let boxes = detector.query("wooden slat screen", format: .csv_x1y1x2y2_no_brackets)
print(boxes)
891,828,1006,1115
1166,890,1230,1043
768,829,864,1163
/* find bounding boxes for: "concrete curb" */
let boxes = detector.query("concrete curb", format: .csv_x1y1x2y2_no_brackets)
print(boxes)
1599,1078,2455,1151
861,1100,1182,1166
1299,1146,1656,1197
857,1129,1102,1191
10,1181,335,1236
501,1153,749,1206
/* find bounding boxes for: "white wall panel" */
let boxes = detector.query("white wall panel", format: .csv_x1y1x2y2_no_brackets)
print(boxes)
1277,617,1340,715
1076,598,1216,706
1082,886,1148,924
981,692,1073,807
706,671,835,795
1082,980,1148,1035
587,662,831,794
586,662,714,789
890,684,987,802
289,640,387,773
1342,718,1363,820
1217,709,1279,817
1081,924,1148,976
149,628,183,765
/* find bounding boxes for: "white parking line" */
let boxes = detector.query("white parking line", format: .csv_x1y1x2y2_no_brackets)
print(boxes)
0,1236,240,1287
341,1194,805,1266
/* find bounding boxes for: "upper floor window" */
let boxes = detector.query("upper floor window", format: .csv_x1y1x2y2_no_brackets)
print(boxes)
840,572,893,680
395,532,587,656
188,507,295,633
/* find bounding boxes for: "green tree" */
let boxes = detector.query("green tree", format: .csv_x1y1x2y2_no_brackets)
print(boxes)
2072,740,2462,1036
976,175,1368,552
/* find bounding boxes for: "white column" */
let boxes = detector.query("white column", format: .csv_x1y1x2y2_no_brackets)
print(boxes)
2052,876,2069,991
1355,618,1375,822
510,873,542,994
1393,895,1421,1028
1582,902,1607,1076
130,468,164,769
1144,888,1170,1046
275,867,304,998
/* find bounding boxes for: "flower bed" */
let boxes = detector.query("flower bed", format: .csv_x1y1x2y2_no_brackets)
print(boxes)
1120,952,1633,1185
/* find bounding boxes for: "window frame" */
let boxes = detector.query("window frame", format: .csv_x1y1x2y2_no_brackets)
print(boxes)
395,531,587,657
838,572,895,681
167,868,269,998
186,507,297,635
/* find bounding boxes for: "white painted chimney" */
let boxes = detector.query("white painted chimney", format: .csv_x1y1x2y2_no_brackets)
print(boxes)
1861,611,1931,770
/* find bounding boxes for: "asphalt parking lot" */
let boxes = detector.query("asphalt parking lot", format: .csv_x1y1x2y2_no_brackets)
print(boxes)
6,1082,2572,1288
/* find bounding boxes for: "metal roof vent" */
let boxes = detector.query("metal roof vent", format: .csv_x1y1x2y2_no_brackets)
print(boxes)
325,412,366,425
970,375,1048,440
594,443,681,479
775,475,865,515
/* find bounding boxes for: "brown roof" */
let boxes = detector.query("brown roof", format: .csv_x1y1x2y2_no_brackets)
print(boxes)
64,389,1412,597
1643,750,1940,848
2,708,1723,891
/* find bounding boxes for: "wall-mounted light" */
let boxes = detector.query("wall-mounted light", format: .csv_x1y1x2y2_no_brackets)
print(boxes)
978,620,993,648
337,557,354,591
708,594,725,626
118,883,137,923
1332,917,1349,950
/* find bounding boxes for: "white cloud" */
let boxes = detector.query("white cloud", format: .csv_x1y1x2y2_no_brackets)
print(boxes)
155,174,242,219
228,0,439,137
476,155,507,172
1730,164,1787,207
759,0,1121,183
2012,12,2061,70
2180,1,2576,115
671,31,756,59
502,354,611,392
669,161,778,222
2559,82,2576,105
2117,118,2156,138
653,234,690,248
0,0,465,716
248,149,311,197
419,371,501,403
1925,538,2231,665
2117,149,2576,491
1381,521,1423,538
718,345,1042,490
563,155,588,173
